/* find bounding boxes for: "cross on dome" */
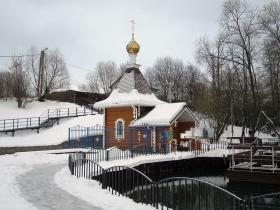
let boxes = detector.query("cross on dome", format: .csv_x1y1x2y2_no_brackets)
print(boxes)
126,20,140,56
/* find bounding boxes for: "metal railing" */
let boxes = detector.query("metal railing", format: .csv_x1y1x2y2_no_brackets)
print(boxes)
0,107,95,133
247,192,280,210
68,157,246,210
71,140,229,165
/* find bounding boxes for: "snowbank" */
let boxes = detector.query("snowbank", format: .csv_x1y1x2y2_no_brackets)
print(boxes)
0,98,79,119
0,114,103,147
55,167,154,210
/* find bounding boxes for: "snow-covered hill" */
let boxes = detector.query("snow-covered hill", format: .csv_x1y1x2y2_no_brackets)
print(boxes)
0,98,79,119
0,98,103,147
0,115,103,147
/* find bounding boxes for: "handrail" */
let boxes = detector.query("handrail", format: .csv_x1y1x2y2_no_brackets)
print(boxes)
248,191,280,200
71,158,104,169
157,176,243,201
104,165,154,183
68,156,247,209
0,107,95,133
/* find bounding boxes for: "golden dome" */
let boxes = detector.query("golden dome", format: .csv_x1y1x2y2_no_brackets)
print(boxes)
126,37,140,54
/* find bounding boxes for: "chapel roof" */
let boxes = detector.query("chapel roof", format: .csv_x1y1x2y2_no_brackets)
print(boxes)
130,102,199,126
110,67,153,95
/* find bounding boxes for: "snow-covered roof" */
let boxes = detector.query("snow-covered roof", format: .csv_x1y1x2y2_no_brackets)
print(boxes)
131,102,198,126
94,89,166,109
50,85,85,93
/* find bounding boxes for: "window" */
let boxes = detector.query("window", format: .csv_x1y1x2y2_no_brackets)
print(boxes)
115,119,125,139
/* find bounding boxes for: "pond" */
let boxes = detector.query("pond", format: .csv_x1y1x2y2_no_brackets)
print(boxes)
180,168,280,199
132,158,280,209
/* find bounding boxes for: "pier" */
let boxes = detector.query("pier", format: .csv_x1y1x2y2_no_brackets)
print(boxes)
227,137,280,185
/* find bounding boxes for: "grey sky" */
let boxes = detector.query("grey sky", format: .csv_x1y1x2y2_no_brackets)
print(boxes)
0,0,266,86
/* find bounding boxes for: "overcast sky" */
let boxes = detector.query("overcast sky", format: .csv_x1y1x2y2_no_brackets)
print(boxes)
0,0,266,86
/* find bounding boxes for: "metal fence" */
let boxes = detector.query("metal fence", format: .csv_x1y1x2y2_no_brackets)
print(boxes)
0,107,95,134
68,144,280,210
247,192,280,210
68,156,246,210
68,125,103,148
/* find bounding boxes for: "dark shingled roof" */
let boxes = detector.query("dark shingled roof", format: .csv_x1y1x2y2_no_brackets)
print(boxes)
111,67,153,94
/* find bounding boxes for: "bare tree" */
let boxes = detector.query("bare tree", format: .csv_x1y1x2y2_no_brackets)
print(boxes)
220,0,261,135
259,1,280,44
25,47,69,99
196,36,231,139
25,46,40,97
9,57,30,108
87,71,100,93
87,61,119,94
146,57,185,102
42,49,69,97
0,71,13,99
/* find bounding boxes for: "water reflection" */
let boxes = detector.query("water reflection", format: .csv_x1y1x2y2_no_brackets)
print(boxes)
184,168,280,199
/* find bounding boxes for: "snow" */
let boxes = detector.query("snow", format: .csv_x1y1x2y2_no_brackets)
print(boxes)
0,98,80,119
0,114,103,147
221,125,273,138
50,85,87,93
99,151,194,169
199,148,248,157
0,151,68,210
131,102,185,126
94,88,166,109
55,167,154,210
0,146,242,210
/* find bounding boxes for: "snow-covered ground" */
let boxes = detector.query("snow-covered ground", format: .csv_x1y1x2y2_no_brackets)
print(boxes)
0,98,103,147
0,98,79,119
0,150,153,210
0,151,68,210
221,125,273,139
55,167,154,210
0,114,103,147
0,145,242,210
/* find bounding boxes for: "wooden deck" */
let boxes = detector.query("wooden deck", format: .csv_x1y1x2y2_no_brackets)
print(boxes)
227,139,280,185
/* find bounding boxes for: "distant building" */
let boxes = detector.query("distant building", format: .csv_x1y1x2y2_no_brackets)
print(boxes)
94,23,198,149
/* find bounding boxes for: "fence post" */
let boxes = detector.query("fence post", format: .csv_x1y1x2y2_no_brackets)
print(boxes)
86,127,90,148
106,150,109,161
102,170,107,189
129,127,134,158
68,128,71,148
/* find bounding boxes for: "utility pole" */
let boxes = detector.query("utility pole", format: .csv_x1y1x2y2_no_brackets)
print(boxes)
38,48,48,100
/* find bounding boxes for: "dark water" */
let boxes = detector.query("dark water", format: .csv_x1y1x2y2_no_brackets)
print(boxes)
184,168,280,199
133,159,280,209
131,169,280,210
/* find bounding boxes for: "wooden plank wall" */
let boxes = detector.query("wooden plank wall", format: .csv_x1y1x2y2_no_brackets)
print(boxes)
105,107,133,148
105,107,196,149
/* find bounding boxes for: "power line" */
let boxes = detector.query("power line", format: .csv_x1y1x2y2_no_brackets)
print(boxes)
66,63,93,72
0,53,40,58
